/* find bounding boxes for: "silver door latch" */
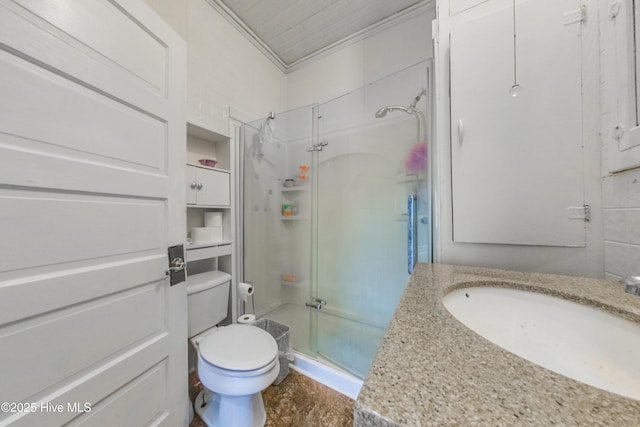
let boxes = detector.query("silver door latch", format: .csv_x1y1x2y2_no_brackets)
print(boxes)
166,257,185,274
166,245,186,286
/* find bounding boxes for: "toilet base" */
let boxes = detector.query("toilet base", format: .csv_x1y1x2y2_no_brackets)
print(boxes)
194,389,267,427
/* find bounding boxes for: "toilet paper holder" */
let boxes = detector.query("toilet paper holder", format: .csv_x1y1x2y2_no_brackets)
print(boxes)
238,281,255,316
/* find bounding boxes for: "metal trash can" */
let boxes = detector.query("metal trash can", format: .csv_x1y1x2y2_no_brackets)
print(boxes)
254,318,294,385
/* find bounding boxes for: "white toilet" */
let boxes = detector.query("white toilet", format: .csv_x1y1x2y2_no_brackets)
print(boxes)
188,272,279,427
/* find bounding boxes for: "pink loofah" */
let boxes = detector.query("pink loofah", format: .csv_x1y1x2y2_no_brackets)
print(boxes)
405,141,428,174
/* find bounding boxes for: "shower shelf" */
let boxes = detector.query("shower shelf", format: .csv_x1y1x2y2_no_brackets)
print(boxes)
395,174,424,184
281,279,308,287
281,186,309,192
281,216,309,221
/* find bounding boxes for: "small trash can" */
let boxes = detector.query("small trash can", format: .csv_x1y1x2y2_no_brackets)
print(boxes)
254,318,294,385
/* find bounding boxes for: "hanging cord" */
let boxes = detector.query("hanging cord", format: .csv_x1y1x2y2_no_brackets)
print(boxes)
512,0,517,86
508,0,522,96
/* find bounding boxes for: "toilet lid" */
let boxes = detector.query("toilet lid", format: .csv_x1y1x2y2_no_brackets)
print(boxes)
199,324,278,371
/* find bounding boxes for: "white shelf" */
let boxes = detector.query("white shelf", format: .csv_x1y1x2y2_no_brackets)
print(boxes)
187,162,231,174
187,240,233,250
186,242,232,262
281,185,309,193
281,216,309,221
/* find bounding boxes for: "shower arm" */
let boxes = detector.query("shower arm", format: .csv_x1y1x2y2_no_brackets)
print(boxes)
375,105,426,142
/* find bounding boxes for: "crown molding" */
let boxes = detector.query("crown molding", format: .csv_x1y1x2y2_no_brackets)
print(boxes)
205,0,435,74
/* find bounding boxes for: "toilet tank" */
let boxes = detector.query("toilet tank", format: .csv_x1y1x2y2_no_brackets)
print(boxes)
187,270,231,337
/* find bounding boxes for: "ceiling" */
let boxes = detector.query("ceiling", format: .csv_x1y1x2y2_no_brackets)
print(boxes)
207,0,432,72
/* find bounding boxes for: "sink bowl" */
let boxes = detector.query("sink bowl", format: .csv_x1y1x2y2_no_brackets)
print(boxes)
443,286,640,400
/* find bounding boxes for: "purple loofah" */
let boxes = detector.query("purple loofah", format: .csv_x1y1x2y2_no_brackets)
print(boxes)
405,141,427,174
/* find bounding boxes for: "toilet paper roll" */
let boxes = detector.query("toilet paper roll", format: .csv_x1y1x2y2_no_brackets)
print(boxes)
191,226,223,244
237,282,254,303
204,212,223,227
237,314,256,325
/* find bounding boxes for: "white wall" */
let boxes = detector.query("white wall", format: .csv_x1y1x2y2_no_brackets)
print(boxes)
145,0,435,124
602,170,640,278
286,8,435,110
143,0,188,40
187,0,287,133
147,0,287,134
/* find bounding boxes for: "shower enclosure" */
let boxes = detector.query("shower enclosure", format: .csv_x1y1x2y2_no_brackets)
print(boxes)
241,62,432,379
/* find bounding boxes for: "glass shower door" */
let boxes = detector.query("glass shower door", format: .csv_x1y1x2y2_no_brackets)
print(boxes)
311,62,431,378
242,106,315,354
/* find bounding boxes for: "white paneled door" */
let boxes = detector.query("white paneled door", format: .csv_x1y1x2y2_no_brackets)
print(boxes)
0,1,187,426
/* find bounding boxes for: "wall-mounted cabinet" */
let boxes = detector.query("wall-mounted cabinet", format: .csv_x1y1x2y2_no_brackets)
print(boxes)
185,121,235,326
186,165,230,206
602,0,640,172
449,0,586,247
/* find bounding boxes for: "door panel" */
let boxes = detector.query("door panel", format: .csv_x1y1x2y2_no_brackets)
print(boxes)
0,0,170,116
0,1,186,425
17,0,168,93
67,361,169,427
0,49,166,173
0,190,164,271
0,282,165,404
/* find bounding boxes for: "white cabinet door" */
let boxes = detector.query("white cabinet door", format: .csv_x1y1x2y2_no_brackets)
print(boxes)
450,0,586,246
198,168,230,206
187,165,230,206
604,0,640,172
0,1,187,425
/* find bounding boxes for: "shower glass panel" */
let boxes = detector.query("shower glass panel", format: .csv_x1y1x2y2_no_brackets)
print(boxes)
242,61,431,380
313,62,431,377
242,106,315,354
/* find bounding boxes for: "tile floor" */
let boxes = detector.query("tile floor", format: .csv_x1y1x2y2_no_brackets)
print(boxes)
189,370,355,427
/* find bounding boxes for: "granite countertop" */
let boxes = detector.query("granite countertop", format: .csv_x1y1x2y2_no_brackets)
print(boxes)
354,263,640,426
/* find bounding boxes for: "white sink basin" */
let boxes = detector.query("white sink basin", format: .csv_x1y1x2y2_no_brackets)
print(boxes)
443,286,640,400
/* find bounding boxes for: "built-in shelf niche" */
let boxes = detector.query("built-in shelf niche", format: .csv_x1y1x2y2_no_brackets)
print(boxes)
187,122,230,171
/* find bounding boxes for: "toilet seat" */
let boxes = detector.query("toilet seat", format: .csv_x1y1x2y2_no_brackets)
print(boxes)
198,324,278,372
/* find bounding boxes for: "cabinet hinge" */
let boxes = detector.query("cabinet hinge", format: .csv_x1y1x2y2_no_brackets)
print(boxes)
563,5,587,25
567,205,591,222
609,0,622,19
614,125,625,140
